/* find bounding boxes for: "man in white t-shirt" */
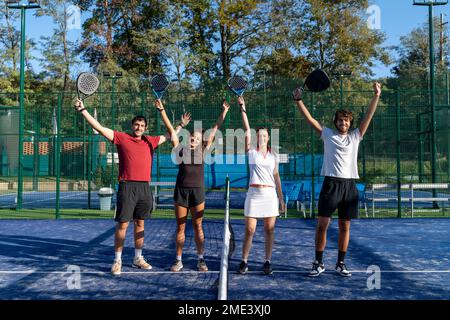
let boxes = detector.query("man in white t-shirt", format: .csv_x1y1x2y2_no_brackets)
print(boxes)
292,82,381,277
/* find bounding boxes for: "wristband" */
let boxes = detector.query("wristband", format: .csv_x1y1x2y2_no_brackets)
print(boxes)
78,108,86,113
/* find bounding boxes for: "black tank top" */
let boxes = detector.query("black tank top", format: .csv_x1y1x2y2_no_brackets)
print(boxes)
175,146,204,188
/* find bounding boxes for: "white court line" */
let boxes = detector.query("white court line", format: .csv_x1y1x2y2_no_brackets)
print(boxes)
0,192,87,207
1,270,449,278
21,192,87,205
0,270,220,275
237,270,450,274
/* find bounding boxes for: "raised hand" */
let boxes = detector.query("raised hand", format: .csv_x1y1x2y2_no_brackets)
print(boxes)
292,87,303,101
373,82,381,96
180,112,191,127
237,96,246,110
222,99,230,112
155,99,164,111
74,99,85,112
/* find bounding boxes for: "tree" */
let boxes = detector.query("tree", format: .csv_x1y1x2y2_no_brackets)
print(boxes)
75,0,125,69
216,0,271,79
36,0,80,92
0,5,20,75
182,0,219,86
292,0,389,78
389,17,450,90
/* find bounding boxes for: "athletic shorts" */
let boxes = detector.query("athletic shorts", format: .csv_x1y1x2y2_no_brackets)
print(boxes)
174,186,205,208
318,176,359,220
115,181,153,222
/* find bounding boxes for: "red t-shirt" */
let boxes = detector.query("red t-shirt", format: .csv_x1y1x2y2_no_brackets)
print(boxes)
113,131,160,182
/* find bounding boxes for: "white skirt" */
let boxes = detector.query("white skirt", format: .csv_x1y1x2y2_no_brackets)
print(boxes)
244,187,279,218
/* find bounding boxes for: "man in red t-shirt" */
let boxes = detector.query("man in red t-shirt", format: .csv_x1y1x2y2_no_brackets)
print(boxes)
74,98,175,276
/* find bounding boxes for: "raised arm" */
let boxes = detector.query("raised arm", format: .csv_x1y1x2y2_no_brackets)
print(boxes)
163,112,191,146
205,100,230,149
176,112,191,134
74,99,114,142
239,96,251,152
155,99,179,147
292,88,322,135
274,164,285,214
358,82,381,137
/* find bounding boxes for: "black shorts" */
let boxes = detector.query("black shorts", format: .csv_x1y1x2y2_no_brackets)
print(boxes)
174,186,205,208
318,177,359,220
115,181,153,222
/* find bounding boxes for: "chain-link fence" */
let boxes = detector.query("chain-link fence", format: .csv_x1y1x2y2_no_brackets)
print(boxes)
1,80,450,218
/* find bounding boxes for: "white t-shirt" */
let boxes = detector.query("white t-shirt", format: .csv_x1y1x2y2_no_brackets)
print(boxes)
320,127,362,179
248,149,278,187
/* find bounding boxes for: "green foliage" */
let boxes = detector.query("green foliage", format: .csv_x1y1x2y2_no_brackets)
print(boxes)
388,17,450,90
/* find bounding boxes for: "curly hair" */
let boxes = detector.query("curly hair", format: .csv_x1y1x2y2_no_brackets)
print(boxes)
333,109,354,129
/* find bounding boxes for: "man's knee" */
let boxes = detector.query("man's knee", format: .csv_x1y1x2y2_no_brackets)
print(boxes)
134,219,145,228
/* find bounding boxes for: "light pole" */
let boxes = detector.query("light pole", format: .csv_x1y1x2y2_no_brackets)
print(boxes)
103,71,122,188
414,0,448,188
7,1,41,209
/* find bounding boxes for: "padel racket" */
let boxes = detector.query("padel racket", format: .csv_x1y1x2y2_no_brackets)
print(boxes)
303,69,331,92
150,74,170,99
227,76,248,97
76,72,99,101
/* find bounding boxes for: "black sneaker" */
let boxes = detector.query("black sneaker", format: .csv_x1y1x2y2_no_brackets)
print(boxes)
238,261,248,274
263,261,273,275
335,261,351,277
308,260,325,277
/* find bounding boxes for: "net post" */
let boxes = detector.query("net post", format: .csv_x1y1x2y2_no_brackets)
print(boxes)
218,176,231,300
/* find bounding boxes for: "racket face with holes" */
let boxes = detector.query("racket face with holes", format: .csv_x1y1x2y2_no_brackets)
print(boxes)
150,74,170,99
227,76,248,97
76,72,99,101
304,69,331,92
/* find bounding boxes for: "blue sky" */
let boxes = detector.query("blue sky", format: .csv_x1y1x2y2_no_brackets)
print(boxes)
17,0,450,79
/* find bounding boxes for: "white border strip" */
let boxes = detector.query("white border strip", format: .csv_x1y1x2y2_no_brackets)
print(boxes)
217,177,231,300
0,270,220,275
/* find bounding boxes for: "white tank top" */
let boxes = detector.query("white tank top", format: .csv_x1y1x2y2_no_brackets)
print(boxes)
248,149,278,187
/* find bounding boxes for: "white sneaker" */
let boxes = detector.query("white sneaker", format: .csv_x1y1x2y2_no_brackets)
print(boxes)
309,261,325,277
111,260,122,276
170,260,183,272
132,256,152,270
335,262,352,277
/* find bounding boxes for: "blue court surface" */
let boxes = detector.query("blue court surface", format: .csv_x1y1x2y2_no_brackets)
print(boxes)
1,218,450,300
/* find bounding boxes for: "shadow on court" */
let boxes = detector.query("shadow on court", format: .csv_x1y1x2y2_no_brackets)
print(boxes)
228,219,450,300
0,219,222,300
2,219,450,300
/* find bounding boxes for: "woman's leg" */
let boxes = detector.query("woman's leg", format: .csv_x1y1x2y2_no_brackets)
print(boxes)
242,217,257,261
190,202,205,256
263,217,277,261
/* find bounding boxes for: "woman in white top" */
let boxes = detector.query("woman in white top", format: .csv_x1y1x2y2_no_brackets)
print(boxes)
238,95,285,275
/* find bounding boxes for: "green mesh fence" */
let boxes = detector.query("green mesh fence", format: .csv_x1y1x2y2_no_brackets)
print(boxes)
0,81,450,218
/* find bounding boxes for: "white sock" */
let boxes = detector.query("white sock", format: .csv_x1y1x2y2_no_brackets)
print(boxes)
265,259,271,263
198,254,204,260
114,251,122,262
176,255,182,261
135,249,142,258
243,259,247,263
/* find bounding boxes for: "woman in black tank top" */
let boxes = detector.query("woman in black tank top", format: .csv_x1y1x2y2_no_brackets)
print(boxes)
156,99,230,272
